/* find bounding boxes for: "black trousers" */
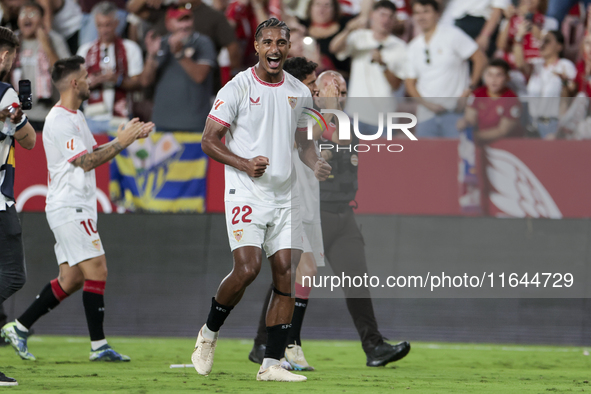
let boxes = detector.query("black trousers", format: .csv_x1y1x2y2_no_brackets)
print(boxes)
320,207,383,354
0,205,26,303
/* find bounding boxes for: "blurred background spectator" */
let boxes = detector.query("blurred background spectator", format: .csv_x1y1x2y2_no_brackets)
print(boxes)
141,6,216,132
405,0,487,138
37,0,82,54
1,0,25,30
496,0,558,96
514,29,576,139
290,0,364,78
330,0,406,135
77,1,144,134
547,0,591,26
12,0,69,130
78,0,127,47
457,58,522,143
439,0,509,57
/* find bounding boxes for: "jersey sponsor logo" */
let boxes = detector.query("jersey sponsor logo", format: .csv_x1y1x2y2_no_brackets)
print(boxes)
92,239,101,251
233,229,243,242
288,97,297,109
249,97,261,106
66,138,75,151
214,99,225,110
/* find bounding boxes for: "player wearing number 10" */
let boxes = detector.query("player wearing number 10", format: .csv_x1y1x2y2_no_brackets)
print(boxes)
1,56,154,362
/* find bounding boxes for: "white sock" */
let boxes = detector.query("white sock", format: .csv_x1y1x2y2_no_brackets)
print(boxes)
91,339,108,351
15,320,28,333
261,358,280,370
202,325,218,341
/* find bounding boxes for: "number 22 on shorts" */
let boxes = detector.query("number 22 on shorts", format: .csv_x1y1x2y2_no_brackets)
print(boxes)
231,205,252,225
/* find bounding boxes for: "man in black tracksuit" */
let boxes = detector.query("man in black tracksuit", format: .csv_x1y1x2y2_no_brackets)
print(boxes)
316,135,410,366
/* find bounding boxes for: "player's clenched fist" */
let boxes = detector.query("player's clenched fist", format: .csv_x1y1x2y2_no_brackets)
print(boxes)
314,157,331,181
244,156,269,178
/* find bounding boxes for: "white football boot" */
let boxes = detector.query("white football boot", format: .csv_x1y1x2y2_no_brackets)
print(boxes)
284,343,315,371
191,325,217,376
256,364,307,382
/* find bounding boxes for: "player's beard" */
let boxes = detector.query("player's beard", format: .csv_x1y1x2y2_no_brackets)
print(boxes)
79,89,90,101
0,69,8,82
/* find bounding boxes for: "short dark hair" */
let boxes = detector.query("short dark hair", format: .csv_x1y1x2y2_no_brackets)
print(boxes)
412,0,439,13
0,27,19,51
284,57,318,82
51,55,85,84
487,58,510,74
22,1,45,18
374,0,397,12
255,17,290,41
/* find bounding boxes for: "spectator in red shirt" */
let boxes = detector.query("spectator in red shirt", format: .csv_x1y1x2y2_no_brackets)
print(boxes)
457,58,523,143
497,0,558,69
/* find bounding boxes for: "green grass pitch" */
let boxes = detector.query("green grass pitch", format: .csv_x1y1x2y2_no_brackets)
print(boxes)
1,336,590,393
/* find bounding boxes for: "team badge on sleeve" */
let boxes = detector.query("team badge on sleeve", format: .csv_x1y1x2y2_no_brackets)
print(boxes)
288,97,297,109
233,229,243,242
214,99,225,111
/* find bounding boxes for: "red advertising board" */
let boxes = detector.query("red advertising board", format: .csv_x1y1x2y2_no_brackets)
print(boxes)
14,134,591,218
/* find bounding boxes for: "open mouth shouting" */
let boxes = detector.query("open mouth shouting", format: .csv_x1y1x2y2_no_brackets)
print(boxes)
266,54,282,70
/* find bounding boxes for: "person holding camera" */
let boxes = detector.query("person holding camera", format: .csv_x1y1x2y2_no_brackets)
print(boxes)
141,6,216,132
0,26,36,387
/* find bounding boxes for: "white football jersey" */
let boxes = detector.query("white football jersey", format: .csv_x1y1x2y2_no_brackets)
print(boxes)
293,147,320,224
208,66,313,207
43,106,98,229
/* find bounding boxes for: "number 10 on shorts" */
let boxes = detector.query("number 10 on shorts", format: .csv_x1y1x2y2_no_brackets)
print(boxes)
80,219,98,236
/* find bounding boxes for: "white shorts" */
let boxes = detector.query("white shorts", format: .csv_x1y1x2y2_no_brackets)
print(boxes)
52,218,105,267
225,202,303,257
302,221,325,267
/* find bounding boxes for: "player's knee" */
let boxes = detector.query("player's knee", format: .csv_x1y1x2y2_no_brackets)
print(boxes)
302,263,317,278
235,265,260,286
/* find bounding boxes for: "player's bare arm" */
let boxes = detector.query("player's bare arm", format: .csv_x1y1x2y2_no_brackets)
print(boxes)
295,131,331,181
202,118,269,178
72,119,145,172
8,108,36,150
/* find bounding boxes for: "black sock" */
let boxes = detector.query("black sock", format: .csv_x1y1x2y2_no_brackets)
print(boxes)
82,281,106,341
18,280,67,329
286,298,308,346
264,324,291,360
206,297,233,332
254,285,273,346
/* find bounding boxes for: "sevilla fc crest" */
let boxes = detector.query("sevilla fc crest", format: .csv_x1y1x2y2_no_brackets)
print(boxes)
233,229,243,242
288,97,297,109
92,239,101,251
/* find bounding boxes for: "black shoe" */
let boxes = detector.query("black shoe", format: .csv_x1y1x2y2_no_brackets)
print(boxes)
366,341,411,367
0,371,18,386
248,343,266,365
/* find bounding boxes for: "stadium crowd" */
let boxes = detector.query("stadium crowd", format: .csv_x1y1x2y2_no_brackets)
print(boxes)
2,0,591,140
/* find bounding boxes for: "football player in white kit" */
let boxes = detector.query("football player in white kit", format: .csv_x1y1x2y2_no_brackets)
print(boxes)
248,58,346,371
2,56,153,362
192,18,331,382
